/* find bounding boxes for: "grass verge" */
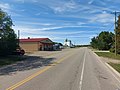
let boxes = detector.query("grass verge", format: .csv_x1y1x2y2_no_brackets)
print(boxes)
95,52,120,60
109,63,120,73
0,55,26,67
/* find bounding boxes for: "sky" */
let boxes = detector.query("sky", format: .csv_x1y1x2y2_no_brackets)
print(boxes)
0,0,119,45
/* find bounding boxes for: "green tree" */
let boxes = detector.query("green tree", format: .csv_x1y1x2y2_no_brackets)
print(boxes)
91,31,114,50
91,37,98,49
0,9,18,56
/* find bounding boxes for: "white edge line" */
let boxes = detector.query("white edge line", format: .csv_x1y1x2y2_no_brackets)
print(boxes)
105,63,120,83
105,63,120,88
79,50,86,90
92,50,120,88
95,53,120,83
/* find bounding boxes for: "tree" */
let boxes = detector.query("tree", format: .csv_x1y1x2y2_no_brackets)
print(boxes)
0,9,18,56
91,37,98,49
91,31,114,50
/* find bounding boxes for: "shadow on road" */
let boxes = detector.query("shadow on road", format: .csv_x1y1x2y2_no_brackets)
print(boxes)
0,55,55,75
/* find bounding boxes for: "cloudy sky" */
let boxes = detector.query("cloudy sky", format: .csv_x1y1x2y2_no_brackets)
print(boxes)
0,0,119,44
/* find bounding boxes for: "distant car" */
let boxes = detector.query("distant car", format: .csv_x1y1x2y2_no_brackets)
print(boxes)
12,48,25,55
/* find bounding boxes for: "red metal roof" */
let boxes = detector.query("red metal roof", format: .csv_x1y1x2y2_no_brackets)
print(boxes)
20,38,49,42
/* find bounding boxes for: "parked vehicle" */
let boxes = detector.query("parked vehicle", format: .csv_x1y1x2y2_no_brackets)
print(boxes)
12,48,25,55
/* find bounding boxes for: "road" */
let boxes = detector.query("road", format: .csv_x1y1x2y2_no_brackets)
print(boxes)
0,47,120,90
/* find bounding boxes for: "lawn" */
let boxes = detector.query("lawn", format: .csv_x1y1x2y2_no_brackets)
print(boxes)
95,52,120,60
0,56,26,67
109,63,120,73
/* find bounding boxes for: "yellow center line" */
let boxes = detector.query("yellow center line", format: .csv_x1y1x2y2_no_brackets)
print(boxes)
6,52,74,90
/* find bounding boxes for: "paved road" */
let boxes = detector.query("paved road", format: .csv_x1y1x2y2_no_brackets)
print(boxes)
0,48,120,90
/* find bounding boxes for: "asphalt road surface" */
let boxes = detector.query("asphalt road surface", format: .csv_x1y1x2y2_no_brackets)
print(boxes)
0,47,120,90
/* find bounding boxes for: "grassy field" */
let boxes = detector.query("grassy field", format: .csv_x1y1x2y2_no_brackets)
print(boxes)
0,56,26,67
109,63,120,73
95,52,120,60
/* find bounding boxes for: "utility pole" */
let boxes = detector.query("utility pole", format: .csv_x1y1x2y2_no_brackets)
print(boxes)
18,30,20,47
112,11,120,56
115,11,117,56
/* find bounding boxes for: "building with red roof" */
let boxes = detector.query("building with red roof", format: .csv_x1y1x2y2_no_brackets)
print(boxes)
20,38,54,52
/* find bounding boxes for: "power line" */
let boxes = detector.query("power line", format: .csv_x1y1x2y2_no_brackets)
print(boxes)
108,23,114,31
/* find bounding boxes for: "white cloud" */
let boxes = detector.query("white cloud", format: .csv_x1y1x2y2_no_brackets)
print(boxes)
35,12,48,16
50,36,65,40
0,2,23,17
13,0,25,3
16,22,54,26
88,0,94,5
35,13,41,16
97,0,106,6
13,26,64,33
89,13,114,23
13,25,96,36
77,22,86,25
51,1,79,13
0,3,10,11
33,0,38,3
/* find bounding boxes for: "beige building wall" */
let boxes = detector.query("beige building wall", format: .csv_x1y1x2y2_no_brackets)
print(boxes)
20,42,39,52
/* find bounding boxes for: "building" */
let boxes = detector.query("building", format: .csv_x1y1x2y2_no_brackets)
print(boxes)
20,38,54,52
63,39,73,47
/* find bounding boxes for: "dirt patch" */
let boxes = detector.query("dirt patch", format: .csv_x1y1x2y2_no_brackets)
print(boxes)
100,57,120,64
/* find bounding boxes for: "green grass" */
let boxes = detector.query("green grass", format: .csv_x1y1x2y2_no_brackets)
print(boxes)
109,63,120,73
0,56,26,67
95,52,120,60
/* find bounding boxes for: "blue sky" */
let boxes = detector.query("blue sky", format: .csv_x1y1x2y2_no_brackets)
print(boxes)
0,0,119,44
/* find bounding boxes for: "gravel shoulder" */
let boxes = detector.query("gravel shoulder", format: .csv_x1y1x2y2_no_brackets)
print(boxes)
100,57,120,64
